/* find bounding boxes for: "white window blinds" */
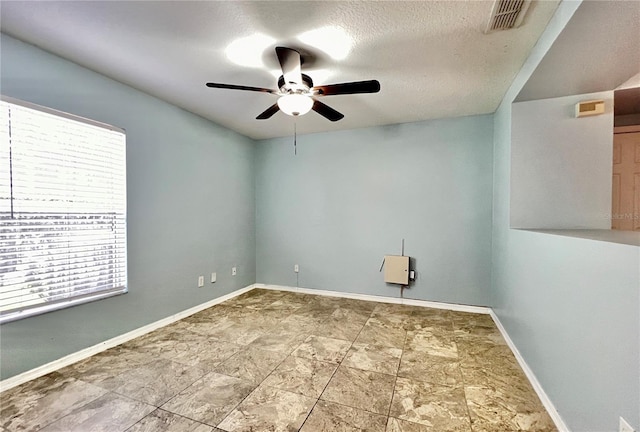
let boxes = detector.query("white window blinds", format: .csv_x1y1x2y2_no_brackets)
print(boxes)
0,96,127,323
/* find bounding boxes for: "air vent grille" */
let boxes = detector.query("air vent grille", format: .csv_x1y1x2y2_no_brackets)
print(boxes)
486,0,532,32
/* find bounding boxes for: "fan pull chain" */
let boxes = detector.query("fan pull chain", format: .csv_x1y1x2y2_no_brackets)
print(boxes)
294,122,297,156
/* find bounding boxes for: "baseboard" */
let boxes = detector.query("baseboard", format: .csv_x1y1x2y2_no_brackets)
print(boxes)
255,283,491,314
258,284,565,430
2,282,567,432
0,284,257,393
489,310,570,432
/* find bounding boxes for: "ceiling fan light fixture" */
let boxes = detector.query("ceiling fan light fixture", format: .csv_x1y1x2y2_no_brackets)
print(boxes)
277,94,313,116
207,46,378,122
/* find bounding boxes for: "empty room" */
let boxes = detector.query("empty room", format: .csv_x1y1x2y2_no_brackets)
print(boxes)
0,1,638,431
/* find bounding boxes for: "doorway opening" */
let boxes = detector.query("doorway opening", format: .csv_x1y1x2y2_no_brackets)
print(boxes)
612,87,640,231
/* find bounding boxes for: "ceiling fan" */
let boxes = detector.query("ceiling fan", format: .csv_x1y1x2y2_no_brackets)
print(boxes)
205,47,380,122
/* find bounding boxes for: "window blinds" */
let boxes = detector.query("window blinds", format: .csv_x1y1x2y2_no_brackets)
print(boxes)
0,97,127,323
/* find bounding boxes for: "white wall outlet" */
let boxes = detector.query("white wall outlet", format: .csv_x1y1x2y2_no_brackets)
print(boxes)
620,417,635,432
232,267,237,276
211,272,216,283
197,276,204,287
294,264,299,273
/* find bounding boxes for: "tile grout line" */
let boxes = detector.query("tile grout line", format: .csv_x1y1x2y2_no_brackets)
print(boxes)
1,285,258,395
28,386,110,432
384,325,408,423
383,309,445,423
213,298,327,431
122,407,148,432
100,357,216,410
295,304,375,431
213,320,300,429
122,407,209,431
14,290,519,432
67,335,226,429
387,310,474,429
152,369,223,427
452,317,476,432
125,294,296,430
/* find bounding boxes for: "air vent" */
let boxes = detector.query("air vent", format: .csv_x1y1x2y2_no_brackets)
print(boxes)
485,0,532,33
575,100,605,118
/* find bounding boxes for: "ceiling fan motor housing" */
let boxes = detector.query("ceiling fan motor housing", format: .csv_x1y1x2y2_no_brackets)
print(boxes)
279,74,314,94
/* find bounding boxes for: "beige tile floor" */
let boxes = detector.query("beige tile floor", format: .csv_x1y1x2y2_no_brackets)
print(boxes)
0,289,556,432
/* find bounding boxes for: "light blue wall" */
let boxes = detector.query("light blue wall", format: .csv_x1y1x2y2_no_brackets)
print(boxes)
3,4,639,429
490,1,640,430
511,92,614,229
0,34,257,379
256,116,494,306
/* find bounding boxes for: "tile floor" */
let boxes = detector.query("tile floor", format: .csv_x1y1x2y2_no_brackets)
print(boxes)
0,289,557,431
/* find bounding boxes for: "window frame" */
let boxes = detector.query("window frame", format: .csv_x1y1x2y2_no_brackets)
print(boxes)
0,95,127,323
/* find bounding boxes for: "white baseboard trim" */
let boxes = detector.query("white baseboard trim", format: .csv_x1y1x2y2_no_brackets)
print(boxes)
0,284,257,393
489,310,570,432
2,282,567,432
259,284,565,430
254,283,491,314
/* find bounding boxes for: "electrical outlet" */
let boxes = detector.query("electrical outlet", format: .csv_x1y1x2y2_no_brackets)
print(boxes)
294,264,299,273
232,267,237,276
620,417,635,432
197,276,204,288
211,272,217,283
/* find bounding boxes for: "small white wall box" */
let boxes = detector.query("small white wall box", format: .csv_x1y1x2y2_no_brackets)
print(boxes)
575,100,605,118
384,255,409,285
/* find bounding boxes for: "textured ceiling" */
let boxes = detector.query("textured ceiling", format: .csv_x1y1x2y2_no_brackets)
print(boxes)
516,0,640,102
0,1,559,140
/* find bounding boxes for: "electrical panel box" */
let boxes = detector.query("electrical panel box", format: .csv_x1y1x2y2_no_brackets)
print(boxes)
384,255,409,285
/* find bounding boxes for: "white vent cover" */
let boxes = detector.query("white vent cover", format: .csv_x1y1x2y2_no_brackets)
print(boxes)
486,0,532,32
575,100,605,118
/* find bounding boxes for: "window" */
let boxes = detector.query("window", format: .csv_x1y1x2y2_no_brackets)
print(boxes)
0,96,127,323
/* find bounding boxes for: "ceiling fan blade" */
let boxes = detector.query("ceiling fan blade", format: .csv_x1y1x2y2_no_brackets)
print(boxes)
275,47,302,86
313,80,380,96
256,103,280,120
206,82,276,94
312,100,344,122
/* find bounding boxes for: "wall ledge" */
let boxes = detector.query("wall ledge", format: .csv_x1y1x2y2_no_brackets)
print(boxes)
518,229,640,246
